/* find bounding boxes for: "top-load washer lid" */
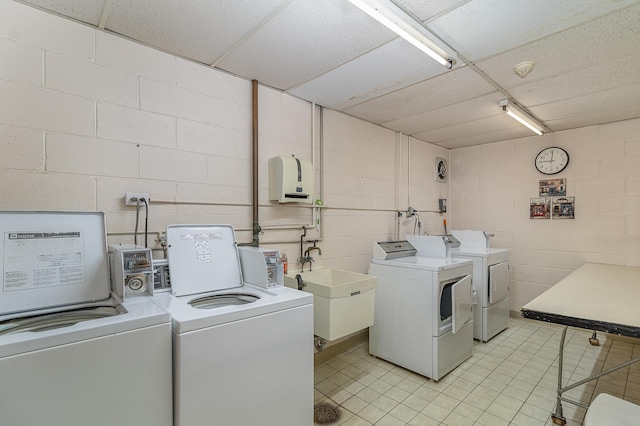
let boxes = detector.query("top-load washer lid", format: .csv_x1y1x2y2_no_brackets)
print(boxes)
0,211,111,317
166,224,243,297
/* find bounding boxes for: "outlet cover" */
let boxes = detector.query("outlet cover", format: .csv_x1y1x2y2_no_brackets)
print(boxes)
125,192,150,206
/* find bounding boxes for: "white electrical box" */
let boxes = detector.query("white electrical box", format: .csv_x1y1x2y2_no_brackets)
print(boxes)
109,244,153,299
268,155,314,203
238,247,284,288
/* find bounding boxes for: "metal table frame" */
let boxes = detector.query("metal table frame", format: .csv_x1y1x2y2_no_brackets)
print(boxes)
521,310,640,425
521,263,640,426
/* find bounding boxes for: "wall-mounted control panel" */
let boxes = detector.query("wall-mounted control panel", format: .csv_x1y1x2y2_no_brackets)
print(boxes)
439,198,447,213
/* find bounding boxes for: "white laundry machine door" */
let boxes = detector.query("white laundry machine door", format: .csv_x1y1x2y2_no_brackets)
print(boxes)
488,261,509,304
450,275,473,334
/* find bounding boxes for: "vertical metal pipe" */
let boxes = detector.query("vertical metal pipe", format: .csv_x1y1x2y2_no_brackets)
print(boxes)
251,80,260,246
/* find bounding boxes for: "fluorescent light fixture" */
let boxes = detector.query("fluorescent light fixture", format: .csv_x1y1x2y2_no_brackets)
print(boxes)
347,0,454,69
499,99,544,136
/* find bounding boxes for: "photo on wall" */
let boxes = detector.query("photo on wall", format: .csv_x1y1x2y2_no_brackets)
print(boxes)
530,198,551,219
552,197,575,219
539,178,567,197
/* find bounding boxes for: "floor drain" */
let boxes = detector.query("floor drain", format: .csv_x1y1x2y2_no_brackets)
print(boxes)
314,402,340,424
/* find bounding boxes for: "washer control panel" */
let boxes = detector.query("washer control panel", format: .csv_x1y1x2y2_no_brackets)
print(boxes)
152,258,171,292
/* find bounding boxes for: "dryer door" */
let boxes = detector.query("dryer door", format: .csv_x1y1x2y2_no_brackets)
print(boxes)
451,274,472,334
488,262,509,304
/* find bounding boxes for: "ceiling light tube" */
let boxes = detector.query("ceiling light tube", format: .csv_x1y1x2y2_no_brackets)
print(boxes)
499,99,544,136
347,0,453,69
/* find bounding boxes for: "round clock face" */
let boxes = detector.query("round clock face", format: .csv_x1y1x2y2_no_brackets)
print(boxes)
535,147,569,175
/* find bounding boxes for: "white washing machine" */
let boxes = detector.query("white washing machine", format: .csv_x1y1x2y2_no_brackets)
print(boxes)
368,239,474,381
0,211,172,426
451,230,510,342
154,224,314,426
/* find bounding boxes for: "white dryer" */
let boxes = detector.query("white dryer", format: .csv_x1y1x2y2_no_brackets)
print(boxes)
0,211,172,426
155,224,313,426
451,230,510,342
369,240,474,381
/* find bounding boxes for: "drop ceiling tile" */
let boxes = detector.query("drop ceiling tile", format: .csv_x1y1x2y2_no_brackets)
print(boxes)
413,113,516,144
344,66,494,123
395,0,469,21
435,127,529,149
427,0,640,61
476,4,640,90
508,54,640,107
530,83,640,122
104,0,287,64
288,38,446,110
544,105,640,132
217,0,397,91
383,92,505,134
20,0,105,25
14,0,640,148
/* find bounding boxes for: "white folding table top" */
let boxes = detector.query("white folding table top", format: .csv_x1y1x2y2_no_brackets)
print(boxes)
522,262,640,335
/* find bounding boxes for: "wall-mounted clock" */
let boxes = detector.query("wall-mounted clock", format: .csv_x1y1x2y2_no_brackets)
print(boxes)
535,147,569,175
435,157,448,182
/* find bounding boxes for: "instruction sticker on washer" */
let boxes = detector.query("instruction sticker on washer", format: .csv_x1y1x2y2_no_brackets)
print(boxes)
195,239,212,263
3,231,85,291
193,233,221,264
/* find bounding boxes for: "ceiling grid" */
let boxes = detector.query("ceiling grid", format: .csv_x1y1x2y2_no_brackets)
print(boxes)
16,0,640,148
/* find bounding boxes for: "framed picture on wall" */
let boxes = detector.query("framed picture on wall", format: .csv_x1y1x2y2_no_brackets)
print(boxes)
530,198,551,219
539,178,567,197
552,197,575,219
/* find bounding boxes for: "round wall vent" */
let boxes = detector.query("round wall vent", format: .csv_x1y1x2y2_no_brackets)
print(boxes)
435,157,448,182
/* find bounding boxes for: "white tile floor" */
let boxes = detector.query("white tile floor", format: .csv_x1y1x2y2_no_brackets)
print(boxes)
314,318,640,425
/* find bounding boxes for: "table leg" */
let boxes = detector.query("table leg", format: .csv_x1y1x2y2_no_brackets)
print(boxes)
551,326,567,426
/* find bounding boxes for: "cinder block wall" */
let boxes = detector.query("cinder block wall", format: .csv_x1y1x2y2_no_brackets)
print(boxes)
450,120,640,310
3,1,639,311
0,1,449,277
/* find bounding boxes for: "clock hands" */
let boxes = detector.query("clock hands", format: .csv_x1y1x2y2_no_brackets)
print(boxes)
540,151,557,164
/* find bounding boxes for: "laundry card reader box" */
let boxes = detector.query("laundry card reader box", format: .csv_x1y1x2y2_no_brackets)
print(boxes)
238,247,284,288
109,244,154,299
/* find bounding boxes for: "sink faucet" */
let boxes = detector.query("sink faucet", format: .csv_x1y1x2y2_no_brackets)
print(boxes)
298,255,314,272
304,246,322,257
303,242,321,271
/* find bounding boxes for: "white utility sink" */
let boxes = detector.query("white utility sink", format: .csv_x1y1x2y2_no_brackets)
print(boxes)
285,266,377,341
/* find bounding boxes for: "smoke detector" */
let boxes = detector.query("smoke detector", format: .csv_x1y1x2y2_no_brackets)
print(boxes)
514,61,535,78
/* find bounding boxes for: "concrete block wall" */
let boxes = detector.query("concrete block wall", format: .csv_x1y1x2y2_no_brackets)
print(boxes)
450,119,640,310
3,1,638,310
0,0,448,275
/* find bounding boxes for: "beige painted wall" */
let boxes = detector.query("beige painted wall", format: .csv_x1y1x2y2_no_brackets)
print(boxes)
450,120,640,310
0,1,449,278
4,1,638,312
